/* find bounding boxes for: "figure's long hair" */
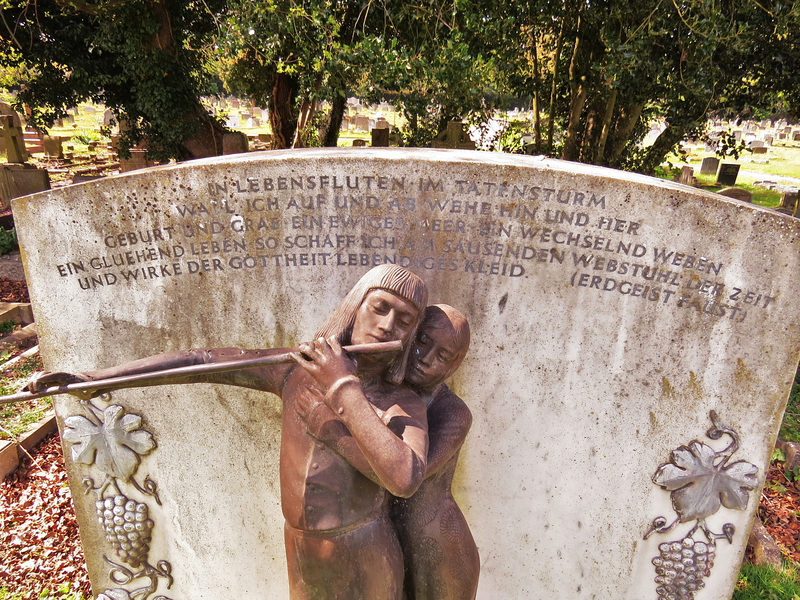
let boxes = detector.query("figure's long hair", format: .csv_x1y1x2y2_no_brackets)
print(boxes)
315,265,428,384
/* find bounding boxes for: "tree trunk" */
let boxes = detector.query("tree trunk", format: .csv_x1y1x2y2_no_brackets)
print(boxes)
292,97,316,149
579,103,598,163
181,108,226,158
596,88,617,165
152,0,225,159
546,17,566,154
528,27,542,151
561,2,586,162
324,94,347,147
604,101,644,167
269,73,299,149
561,83,587,161
638,124,687,175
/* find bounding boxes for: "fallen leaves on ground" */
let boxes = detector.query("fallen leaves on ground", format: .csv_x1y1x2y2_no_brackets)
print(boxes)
759,461,800,565
0,278,29,303
0,433,91,598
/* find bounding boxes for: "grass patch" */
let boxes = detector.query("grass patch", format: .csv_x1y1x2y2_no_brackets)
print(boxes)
0,352,51,440
0,584,86,600
734,562,800,600
780,367,800,443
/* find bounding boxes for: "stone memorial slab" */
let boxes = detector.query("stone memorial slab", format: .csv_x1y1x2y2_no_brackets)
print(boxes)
12,149,800,600
716,187,753,202
700,156,720,175
716,163,740,186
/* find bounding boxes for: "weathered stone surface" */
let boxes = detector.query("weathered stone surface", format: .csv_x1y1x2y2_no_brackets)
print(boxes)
13,149,800,599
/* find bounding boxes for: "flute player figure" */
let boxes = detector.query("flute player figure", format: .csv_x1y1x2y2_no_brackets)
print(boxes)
29,265,429,600
293,304,479,600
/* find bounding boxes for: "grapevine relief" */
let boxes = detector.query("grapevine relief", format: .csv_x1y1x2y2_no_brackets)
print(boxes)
644,411,759,600
63,395,173,600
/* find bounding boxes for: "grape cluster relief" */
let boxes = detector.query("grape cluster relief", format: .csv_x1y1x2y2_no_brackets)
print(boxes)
63,395,173,600
644,411,759,600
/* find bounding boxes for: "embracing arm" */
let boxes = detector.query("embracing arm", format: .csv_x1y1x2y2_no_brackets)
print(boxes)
425,384,472,477
292,337,428,498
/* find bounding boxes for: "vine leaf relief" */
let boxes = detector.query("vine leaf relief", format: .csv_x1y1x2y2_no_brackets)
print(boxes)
644,411,760,600
653,440,759,522
63,404,156,481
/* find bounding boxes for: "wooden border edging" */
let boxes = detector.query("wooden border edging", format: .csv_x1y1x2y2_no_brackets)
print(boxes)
0,412,57,480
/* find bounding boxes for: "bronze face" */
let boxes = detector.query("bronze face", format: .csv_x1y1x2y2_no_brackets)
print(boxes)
351,289,420,349
405,314,464,390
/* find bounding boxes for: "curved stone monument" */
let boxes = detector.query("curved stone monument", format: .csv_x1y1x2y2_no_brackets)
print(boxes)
12,149,800,600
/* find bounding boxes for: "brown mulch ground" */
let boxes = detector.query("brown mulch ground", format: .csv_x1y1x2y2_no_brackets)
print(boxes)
0,434,91,598
0,278,29,303
760,460,800,565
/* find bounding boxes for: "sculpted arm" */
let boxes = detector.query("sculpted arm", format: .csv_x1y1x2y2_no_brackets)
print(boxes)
29,348,293,397
425,385,472,476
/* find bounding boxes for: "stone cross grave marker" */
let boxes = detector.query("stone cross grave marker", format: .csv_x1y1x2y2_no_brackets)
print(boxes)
1,115,27,163
12,149,800,600
431,121,476,149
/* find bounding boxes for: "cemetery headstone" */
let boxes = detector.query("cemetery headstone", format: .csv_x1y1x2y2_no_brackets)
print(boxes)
716,163,740,186
0,164,50,209
700,156,720,175
103,110,115,127
775,191,799,216
749,140,765,149
11,149,800,600
716,187,753,202
222,131,249,155
751,146,768,154
355,115,370,131
371,128,390,147
352,138,367,147
679,166,695,186
43,135,64,159
119,150,157,173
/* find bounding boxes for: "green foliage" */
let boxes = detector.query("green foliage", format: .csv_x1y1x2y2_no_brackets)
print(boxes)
780,366,800,444
69,130,101,145
0,319,16,334
733,562,800,600
0,0,228,160
702,129,748,161
0,228,18,256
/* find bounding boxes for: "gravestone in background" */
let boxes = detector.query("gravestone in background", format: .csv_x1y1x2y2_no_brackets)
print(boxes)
13,149,800,600
717,187,753,202
700,156,720,175
716,163,741,186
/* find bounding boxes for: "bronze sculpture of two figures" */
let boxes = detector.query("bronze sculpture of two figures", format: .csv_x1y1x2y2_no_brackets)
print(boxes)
30,265,480,600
